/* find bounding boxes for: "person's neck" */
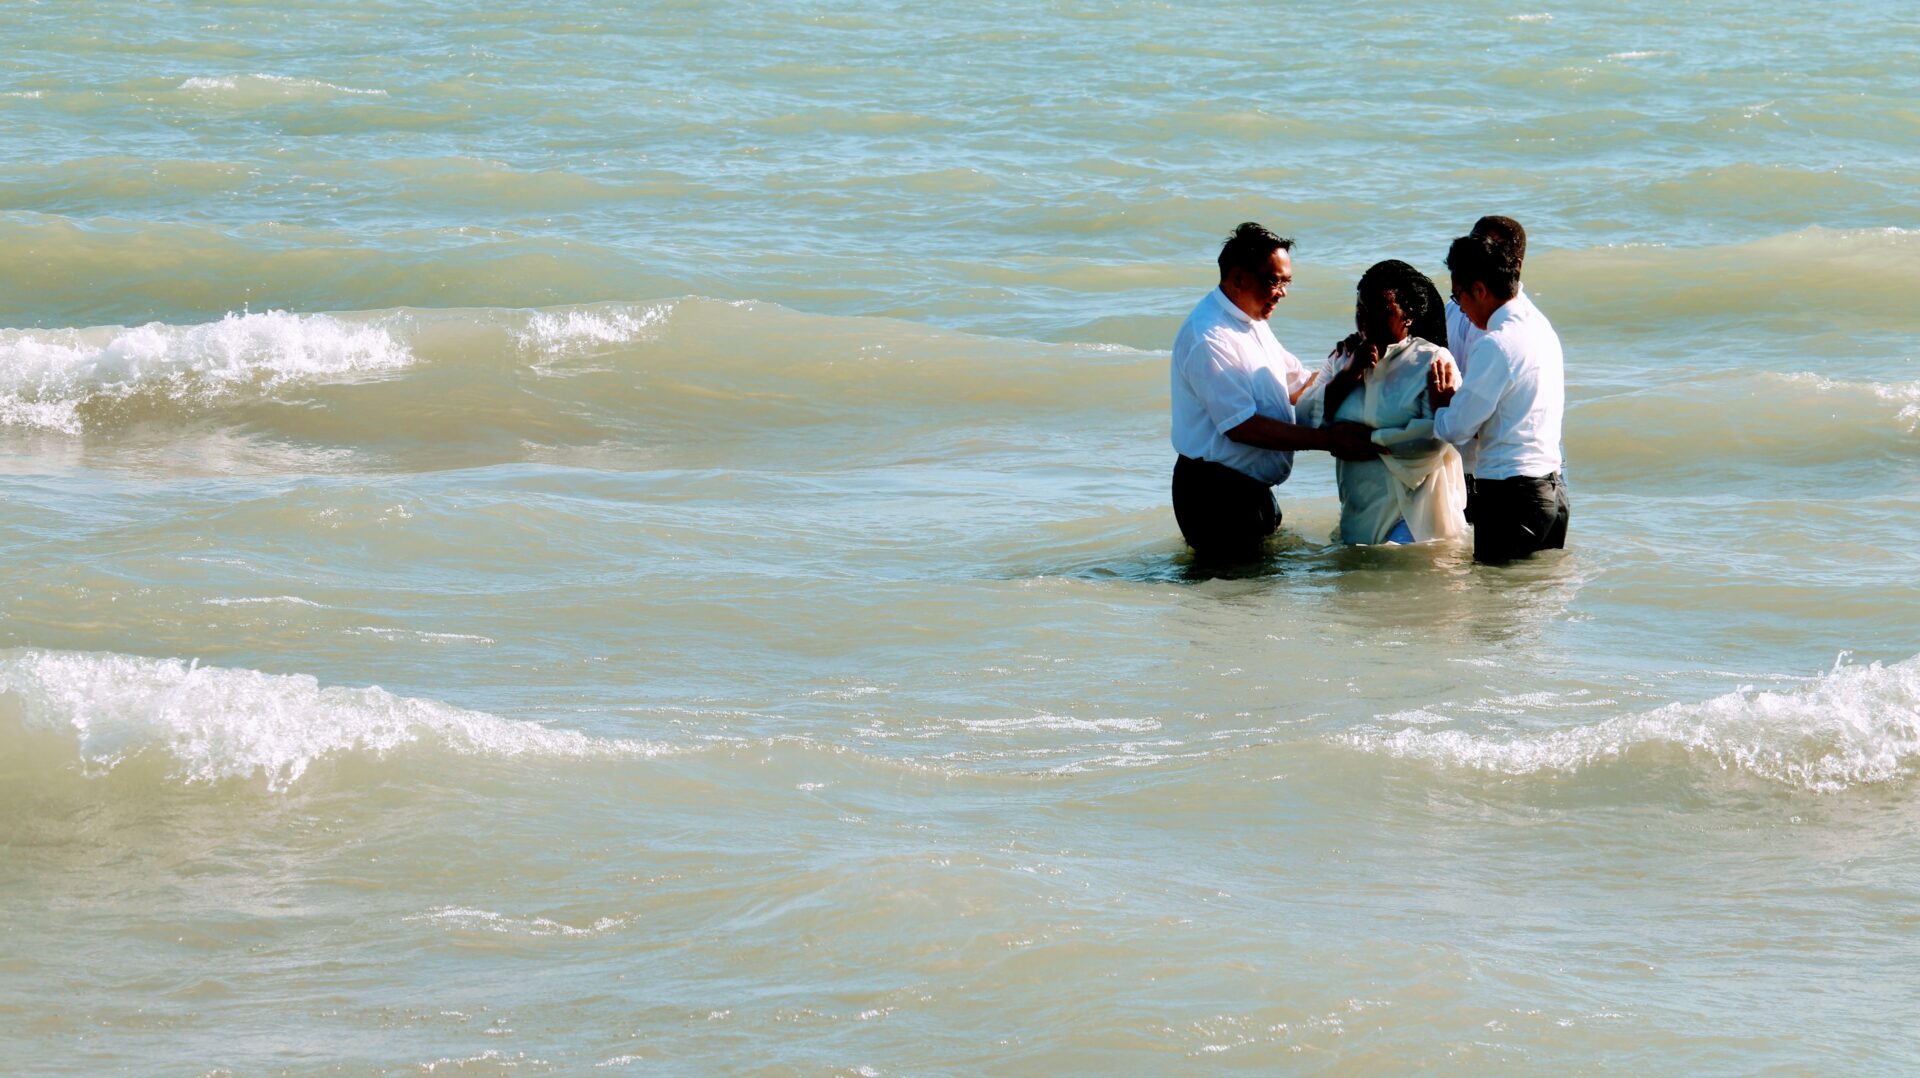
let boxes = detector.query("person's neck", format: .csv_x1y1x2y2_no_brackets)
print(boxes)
1219,284,1264,321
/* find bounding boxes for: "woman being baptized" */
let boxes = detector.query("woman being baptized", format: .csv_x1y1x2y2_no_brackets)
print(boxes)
1301,260,1468,545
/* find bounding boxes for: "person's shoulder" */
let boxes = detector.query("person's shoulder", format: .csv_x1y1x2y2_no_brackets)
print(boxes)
1173,292,1216,338
1176,290,1228,333
1509,288,1555,327
1175,298,1244,365
1483,300,1560,367
1505,293,1561,347
1468,324,1516,372
1195,308,1252,348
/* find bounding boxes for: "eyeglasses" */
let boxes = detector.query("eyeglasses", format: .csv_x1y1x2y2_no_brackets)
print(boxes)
1253,272,1292,290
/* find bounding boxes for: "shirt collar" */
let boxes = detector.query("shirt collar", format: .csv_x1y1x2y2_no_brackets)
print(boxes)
1211,286,1255,326
1486,297,1521,332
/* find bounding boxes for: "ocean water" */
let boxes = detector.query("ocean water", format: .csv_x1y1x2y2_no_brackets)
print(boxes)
3,0,1919,1072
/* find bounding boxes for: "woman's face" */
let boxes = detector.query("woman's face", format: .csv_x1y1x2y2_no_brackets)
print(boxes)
1358,290,1409,345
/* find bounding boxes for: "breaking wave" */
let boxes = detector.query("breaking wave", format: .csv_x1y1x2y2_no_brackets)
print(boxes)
0,647,672,791
0,309,413,433
0,298,1159,453
1341,653,1920,792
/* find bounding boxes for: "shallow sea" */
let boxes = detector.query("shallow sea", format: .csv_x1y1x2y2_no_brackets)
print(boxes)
3,1,1920,1073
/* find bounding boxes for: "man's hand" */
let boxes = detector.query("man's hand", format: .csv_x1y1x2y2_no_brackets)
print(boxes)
1428,355,1460,408
1325,421,1377,461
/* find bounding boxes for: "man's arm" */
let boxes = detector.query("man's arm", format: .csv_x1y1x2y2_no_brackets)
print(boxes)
1227,414,1377,460
1181,331,1376,461
1431,338,1507,446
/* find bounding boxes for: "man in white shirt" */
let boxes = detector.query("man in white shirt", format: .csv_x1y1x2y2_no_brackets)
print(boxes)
1430,228,1570,562
1443,215,1530,496
1170,222,1374,562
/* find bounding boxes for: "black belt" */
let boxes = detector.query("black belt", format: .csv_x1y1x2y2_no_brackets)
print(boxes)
1176,455,1268,486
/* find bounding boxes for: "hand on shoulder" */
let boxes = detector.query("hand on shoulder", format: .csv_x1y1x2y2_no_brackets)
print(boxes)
1427,354,1459,408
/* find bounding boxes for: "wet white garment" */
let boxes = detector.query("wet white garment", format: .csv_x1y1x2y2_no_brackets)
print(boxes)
1302,336,1468,545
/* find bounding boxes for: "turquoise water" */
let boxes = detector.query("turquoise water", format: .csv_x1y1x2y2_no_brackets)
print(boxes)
4,1,1920,1073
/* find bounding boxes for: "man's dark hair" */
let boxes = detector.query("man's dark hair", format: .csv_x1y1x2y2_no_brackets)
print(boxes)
1357,259,1447,346
1471,215,1526,268
1446,231,1521,302
1217,222,1294,279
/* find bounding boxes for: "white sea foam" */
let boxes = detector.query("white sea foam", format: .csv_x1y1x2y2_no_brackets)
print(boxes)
515,303,671,360
408,906,635,937
1777,372,1920,431
0,310,413,433
344,627,495,645
0,648,671,790
179,74,387,96
1342,654,1920,792
419,1052,541,1074
204,595,327,608
961,714,1162,734
1509,12,1554,22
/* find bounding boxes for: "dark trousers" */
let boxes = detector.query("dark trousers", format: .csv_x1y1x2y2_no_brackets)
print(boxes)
1469,473,1570,563
1172,455,1279,563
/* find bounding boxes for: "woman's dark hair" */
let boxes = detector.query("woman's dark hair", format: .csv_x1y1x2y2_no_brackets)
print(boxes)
1356,259,1447,346
1216,221,1295,279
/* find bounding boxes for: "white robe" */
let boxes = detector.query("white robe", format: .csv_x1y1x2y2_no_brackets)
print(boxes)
1301,337,1468,545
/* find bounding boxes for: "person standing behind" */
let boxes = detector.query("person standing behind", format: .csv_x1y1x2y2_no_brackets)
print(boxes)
1170,222,1374,563
1430,229,1570,562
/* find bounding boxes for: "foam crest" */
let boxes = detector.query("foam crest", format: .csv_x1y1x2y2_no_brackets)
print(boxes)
960,714,1161,734
0,648,669,791
179,74,388,97
1343,654,1920,792
514,303,671,360
1776,372,1920,432
407,906,635,938
0,310,413,433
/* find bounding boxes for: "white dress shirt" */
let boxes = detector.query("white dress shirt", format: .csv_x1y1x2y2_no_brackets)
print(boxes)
1444,284,1531,475
1433,293,1564,481
1169,287,1309,486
